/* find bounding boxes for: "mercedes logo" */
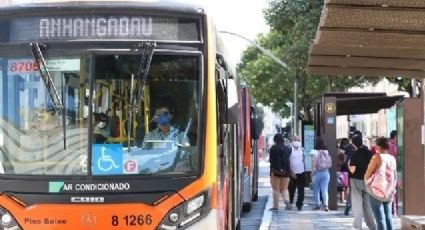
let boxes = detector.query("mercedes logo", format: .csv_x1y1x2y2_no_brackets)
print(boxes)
81,212,97,227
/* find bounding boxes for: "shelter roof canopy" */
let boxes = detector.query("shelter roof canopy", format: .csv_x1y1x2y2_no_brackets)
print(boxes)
308,0,425,78
324,93,403,115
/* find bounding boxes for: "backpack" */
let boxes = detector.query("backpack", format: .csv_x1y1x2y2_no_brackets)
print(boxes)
366,154,397,202
316,150,332,171
337,171,349,188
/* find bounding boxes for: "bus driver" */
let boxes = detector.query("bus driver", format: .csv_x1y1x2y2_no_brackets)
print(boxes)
142,103,189,148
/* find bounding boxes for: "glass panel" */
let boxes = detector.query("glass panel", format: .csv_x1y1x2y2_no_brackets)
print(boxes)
396,103,404,213
0,55,90,175
91,54,200,176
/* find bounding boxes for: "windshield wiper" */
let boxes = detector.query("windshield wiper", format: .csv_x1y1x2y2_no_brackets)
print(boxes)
133,41,156,110
29,43,67,150
177,118,192,148
29,43,63,111
128,41,156,147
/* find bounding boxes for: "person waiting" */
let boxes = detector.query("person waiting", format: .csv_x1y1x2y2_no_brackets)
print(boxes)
349,134,376,230
311,137,331,211
288,135,305,211
269,133,292,211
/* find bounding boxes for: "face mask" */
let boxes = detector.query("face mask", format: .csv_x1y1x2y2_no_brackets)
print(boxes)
156,114,171,126
292,141,301,148
97,122,107,129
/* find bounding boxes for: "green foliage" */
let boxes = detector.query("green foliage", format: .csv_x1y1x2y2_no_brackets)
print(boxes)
237,0,374,120
387,77,418,97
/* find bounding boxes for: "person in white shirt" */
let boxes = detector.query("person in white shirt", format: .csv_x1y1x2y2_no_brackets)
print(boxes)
288,135,306,211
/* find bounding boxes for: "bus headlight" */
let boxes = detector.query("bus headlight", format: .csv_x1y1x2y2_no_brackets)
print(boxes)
159,188,211,230
186,195,204,215
0,207,21,230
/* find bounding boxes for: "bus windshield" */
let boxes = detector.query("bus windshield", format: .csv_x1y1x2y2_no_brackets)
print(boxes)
0,48,201,176
0,51,89,175
91,54,201,176
0,8,203,176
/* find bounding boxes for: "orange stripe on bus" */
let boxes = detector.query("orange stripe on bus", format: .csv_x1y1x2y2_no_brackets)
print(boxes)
178,15,217,201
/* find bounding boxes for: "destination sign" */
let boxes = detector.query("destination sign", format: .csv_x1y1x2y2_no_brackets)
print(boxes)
5,15,199,42
7,58,80,74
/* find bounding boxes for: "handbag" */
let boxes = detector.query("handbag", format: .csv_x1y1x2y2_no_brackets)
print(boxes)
272,169,289,177
366,154,397,202
337,171,349,188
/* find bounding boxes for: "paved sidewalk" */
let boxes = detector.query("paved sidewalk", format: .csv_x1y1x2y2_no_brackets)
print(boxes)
258,162,401,230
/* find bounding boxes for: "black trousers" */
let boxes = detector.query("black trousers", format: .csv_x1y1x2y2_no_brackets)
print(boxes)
288,173,305,208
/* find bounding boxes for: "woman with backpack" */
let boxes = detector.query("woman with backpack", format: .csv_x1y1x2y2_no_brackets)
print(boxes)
269,133,292,211
365,137,397,230
311,137,331,211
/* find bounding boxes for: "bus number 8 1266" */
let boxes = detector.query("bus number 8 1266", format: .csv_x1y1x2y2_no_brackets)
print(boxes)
111,214,153,226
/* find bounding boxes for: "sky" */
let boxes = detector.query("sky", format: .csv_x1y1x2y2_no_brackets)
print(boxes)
198,0,270,69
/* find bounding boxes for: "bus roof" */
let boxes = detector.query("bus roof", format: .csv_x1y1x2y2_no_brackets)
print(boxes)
0,0,205,15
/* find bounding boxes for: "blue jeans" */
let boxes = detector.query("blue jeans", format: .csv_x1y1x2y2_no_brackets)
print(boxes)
312,170,330,207
369,195,393,230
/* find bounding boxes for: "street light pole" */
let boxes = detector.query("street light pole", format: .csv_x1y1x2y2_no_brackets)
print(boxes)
219,31,302,135
218,31,288,70
285,102,293,136
294,71,298,136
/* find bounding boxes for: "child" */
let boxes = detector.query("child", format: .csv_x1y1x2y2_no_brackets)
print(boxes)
336,150,349,203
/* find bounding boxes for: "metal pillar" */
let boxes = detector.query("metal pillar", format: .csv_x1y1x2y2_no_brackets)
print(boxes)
322,96,338,210
294,72,298,135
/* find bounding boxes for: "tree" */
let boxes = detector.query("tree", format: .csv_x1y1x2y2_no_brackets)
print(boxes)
388,77,420,97
237,0,376,120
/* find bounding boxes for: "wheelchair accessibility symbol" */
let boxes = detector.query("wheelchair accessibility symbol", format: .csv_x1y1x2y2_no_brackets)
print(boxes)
92,144,123,175
98,147,119,171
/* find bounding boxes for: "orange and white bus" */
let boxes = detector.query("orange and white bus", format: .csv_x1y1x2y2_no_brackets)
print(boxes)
239,86,260,212
0,1,251,229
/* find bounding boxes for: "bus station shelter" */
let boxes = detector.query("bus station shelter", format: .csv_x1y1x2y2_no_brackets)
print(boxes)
307,0,425,222
314,93,403,209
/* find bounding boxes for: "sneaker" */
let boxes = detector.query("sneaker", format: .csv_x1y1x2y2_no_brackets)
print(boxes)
312,206,320,210
324,206,329,212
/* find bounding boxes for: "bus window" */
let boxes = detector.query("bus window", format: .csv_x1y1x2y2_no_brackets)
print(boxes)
0,54,90,175
91,54,200,176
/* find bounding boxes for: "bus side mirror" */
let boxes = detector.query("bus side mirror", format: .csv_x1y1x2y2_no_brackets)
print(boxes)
250,106,260,140
216,53,228,72
226,79,238,124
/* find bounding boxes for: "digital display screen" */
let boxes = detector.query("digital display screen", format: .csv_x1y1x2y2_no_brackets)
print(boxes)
0,15,199,43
